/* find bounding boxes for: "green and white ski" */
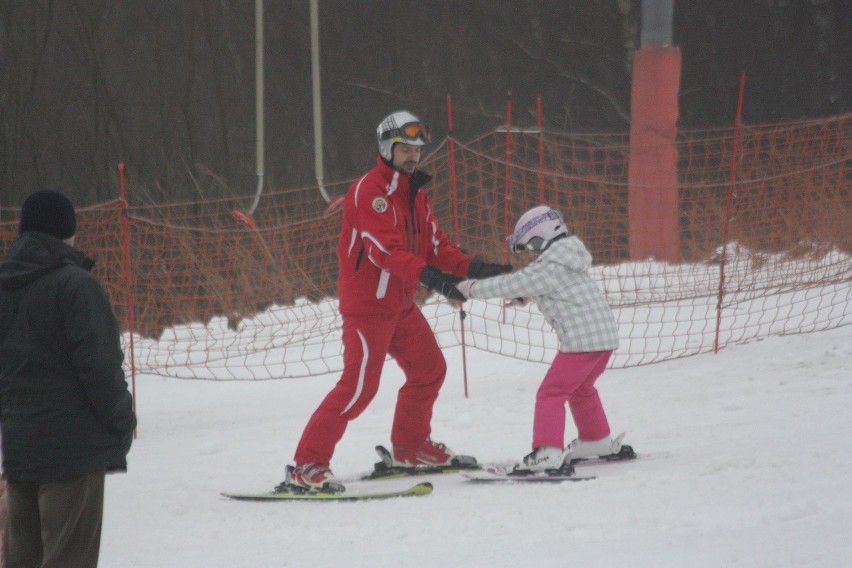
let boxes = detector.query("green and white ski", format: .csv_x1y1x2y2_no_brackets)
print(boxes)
221,481,433,502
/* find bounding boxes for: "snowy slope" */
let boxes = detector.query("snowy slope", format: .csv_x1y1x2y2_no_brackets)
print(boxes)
100,324,851,567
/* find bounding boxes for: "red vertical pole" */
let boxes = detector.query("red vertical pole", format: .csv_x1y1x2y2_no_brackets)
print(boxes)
502,92,513,325
446,95,461,245
503,91,513,264
446,95,469,398
117,163,138,425
536,96,545,204
714,72,746,354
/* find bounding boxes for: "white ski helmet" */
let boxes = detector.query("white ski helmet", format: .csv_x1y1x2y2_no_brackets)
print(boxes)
377,110,431,161
508,205,569,253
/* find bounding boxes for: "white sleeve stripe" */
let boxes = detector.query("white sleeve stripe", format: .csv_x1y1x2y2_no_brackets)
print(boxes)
386,171,399,196
361,231,390,254
347,227,358,257
376,270,390,298
352,174,369,208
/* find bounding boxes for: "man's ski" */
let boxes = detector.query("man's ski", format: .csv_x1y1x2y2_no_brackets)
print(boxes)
363,445,480,480
221,481,433,502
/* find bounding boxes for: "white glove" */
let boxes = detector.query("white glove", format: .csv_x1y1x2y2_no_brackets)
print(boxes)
504,297,530,307
455,279,477,299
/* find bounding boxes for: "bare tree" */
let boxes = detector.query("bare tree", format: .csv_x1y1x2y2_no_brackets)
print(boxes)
0,0,847,208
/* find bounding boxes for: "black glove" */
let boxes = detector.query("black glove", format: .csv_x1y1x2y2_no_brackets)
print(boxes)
468,258,513,279
419,266,466,302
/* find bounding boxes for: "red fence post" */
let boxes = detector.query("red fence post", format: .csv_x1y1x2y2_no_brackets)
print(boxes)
446,94,470,398
536,96,545,204
117,163,138,425
501,92,514,325
503,91,513,266
715,71,747,353
446,95,461,245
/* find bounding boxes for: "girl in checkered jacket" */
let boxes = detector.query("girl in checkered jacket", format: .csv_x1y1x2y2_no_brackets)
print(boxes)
456,206,632,473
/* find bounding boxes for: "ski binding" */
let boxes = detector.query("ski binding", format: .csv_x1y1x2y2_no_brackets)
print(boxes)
365,445,480,480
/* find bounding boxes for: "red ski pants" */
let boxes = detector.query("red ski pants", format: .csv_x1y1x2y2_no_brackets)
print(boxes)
294,306,447,466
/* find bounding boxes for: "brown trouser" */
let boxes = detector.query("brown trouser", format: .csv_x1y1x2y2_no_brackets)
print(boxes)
4,471,104,568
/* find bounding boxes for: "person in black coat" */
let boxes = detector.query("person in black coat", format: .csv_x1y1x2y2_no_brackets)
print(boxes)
0,189,137,568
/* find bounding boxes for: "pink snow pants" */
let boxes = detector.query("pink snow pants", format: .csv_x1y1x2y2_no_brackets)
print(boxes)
294,306,446,466
532,350,613,449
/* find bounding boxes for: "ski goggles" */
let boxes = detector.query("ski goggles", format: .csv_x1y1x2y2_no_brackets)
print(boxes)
380,122,431,144
510,236,548,253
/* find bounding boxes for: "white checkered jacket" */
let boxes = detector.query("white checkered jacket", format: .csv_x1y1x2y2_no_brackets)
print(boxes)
467,236,619,353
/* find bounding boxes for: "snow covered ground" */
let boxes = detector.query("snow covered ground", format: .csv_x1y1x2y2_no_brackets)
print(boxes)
100,322,851,567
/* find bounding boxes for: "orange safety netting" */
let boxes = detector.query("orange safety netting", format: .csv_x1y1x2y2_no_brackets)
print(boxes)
1,115,850,381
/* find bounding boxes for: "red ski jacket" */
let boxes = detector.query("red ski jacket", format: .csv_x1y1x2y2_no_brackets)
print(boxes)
337,156,472,316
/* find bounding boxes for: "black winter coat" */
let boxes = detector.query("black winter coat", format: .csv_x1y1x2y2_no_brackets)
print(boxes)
0,232,136,483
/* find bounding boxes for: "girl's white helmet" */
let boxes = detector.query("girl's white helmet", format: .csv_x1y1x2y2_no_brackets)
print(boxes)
508,205,569,253
377,111,431,161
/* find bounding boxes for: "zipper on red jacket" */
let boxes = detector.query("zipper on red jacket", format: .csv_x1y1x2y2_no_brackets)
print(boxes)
403,216,415,254
354,244,365,271
407,187,420,255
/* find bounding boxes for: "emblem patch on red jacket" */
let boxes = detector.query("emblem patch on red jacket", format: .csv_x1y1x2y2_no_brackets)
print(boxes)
372,197,389,213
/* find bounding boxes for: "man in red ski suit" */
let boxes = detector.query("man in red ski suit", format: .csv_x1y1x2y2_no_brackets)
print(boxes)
285,111,511,492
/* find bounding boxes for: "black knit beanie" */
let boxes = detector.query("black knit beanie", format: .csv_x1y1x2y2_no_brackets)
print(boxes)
19,189,77,240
